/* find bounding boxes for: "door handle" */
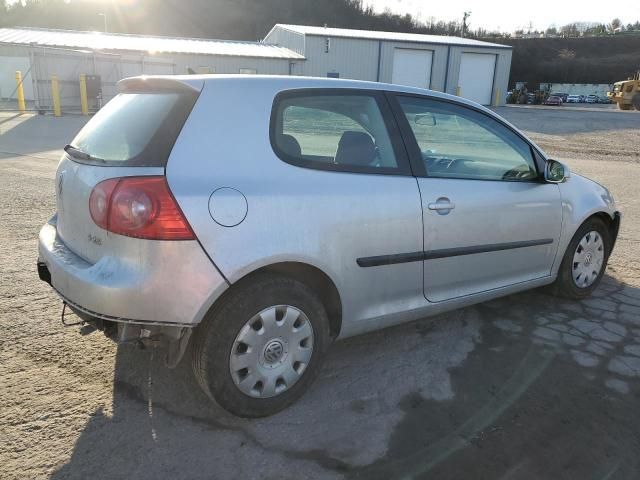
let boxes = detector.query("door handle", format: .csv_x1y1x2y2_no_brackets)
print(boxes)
428,197,455,214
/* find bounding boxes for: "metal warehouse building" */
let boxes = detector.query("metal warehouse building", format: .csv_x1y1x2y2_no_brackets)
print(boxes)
264,24,512,105
0,24,511,112
0,27,303,111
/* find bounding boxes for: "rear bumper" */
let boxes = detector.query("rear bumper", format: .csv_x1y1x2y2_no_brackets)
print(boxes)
38,216,228,326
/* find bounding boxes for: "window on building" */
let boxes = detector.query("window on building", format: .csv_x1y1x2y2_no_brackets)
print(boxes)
239,68,257,74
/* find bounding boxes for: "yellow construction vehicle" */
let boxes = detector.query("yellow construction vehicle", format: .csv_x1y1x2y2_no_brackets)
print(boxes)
608,71,640,110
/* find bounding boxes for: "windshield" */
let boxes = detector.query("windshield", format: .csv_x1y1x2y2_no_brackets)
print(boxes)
69,91,197,166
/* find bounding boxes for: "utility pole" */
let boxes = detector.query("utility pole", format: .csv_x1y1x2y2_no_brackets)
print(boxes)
98,12,108,33
462,11,471,37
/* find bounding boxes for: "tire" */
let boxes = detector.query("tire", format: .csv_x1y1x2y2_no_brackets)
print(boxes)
552,217,611,299
632,95,640,111
192,273,331,417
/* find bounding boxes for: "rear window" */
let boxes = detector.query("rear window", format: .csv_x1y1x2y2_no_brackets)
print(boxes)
68,91,197,167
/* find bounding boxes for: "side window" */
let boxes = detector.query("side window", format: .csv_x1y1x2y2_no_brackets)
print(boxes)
272,92,401,173
397,96,538,181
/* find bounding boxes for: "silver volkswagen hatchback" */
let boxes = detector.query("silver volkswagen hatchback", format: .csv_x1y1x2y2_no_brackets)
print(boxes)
38,75,620,417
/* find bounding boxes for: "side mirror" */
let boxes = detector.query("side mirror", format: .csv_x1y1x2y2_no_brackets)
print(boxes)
415,113,436,126
544,159,570,183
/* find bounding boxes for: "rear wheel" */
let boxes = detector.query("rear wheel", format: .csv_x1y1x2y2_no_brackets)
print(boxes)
192,273,331,417
552,217,611,299
632,94,640,111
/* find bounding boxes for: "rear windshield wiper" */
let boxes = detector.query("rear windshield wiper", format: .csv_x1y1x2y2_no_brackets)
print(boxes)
64,144,105,163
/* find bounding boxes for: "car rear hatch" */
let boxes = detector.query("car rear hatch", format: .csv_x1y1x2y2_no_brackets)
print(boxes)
55,77,202,263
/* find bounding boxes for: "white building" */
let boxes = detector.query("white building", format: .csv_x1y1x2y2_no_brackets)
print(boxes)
265,24,512,105
0,27,303,110
0,24,512,111
540,83,614,97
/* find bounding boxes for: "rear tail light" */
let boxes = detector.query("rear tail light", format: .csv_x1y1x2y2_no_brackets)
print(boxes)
89,176,195,240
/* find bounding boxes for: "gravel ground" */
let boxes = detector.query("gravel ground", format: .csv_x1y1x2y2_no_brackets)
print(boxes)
1,106,639,480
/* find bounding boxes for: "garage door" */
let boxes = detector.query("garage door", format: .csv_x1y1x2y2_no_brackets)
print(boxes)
458,53,496,105
392,49,432,89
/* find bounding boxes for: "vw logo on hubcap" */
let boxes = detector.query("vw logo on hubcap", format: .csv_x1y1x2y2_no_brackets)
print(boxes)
263,339,285,364
584,252,593,266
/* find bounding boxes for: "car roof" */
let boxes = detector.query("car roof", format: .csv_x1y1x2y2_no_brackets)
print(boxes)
119,73,490,113
117,74,547,157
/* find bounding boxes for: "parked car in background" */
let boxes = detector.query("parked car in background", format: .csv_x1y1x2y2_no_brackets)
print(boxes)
37,75,621,417
553,92,568,102
598,96,612,104
567,94,581,103
585,95,598,103
544,95,563,106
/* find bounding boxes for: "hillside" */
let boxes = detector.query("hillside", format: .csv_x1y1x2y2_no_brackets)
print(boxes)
0,0,432,40
492,36,640,88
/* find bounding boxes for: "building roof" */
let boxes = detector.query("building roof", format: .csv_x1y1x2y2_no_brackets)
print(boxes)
0,27,305,59
273,24,511,49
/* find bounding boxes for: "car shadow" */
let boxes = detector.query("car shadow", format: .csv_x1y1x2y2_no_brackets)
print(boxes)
50,274,640,479
0,113,87,157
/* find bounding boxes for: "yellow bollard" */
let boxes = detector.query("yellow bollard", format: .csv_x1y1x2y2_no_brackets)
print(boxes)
455,86,461,97
51,75,61,117
493,89,501,107
15,70,26,112
79,74,89,116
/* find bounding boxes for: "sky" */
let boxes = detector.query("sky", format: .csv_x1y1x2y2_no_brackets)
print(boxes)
365,0,640,32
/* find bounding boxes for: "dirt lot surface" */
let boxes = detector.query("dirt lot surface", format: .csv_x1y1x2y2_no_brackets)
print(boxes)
1,105,640,479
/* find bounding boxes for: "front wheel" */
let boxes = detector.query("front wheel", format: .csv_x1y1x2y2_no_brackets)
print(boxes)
192,273,331,417
552,217,611,299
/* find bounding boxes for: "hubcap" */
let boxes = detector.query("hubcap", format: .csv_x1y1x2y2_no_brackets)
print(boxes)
572,230,605,288
229,305,314,398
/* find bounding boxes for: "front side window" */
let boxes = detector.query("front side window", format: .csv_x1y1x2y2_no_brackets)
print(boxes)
272,92,401,174
396,96,538,181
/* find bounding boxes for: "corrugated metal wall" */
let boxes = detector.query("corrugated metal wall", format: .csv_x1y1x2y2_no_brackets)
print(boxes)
0,43,293,111
170,54,292,76
267,25,512,106
263,27,305,56
297,36,379,80
0,45,33,101
1,26,512,110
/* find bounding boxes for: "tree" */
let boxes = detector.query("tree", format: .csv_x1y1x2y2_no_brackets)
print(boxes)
609,18,623,33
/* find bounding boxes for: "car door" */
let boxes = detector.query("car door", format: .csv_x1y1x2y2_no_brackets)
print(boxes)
202,87,426,334
389,93,563,302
